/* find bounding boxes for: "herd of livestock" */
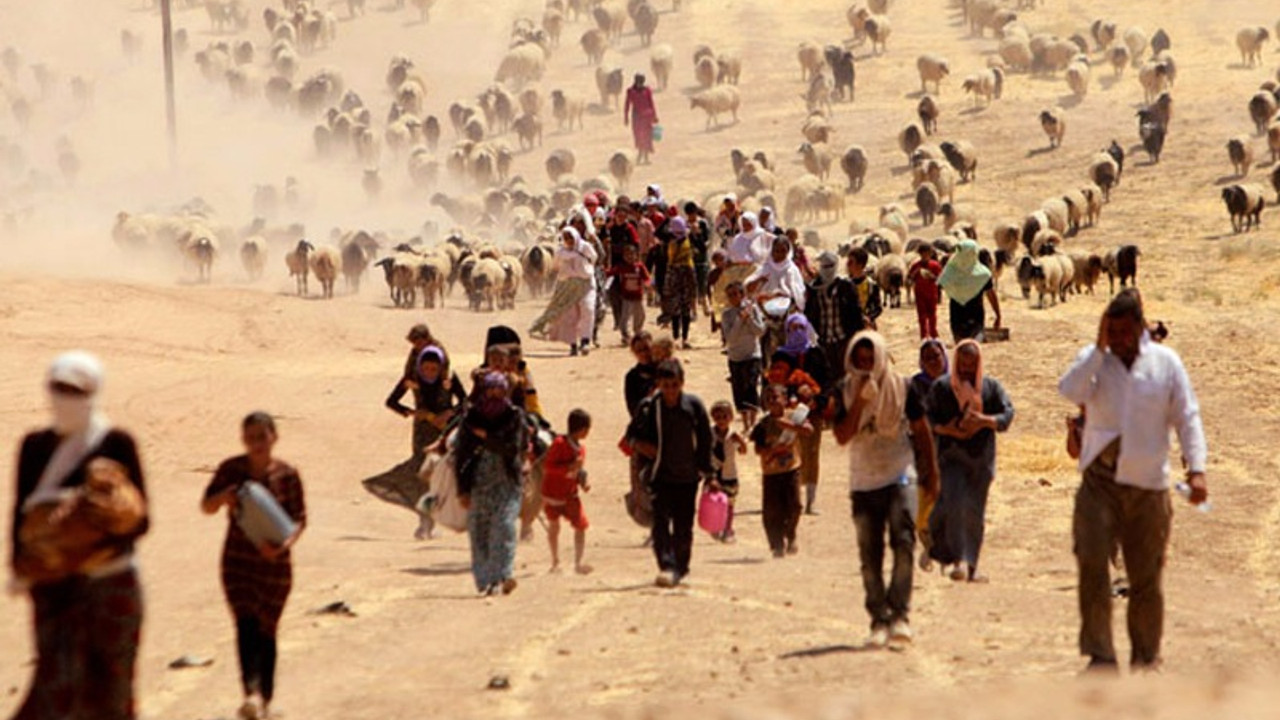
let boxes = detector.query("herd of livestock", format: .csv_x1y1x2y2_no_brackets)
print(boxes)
5,0,1280,317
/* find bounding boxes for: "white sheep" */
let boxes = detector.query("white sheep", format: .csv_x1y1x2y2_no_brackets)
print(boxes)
716,53,742,85
1060,188,1087,234
917,54,950,94
940,202,977,234
1107,45,1130,77
469,257,507,311
798,141,835,180
545,148,576,183
690,85,740,129
580,28,608,65
694,55,717,89
1137,60,1168,103
1088,152,1119,202
961,68,1002,107
1040,197,1070,235
112,211,154,252
998,37,1032,72
550,89,585,131
1237,27,1270,67
940,140,978,183
878,204,910,246
595,65,624,108
495,44,546,87
308,245,340,298
240,236,267,280
1065,60,1090,98
1080,184,1104,226
864,14,891,54
650,44,673,91
181,229,218,283
798,41,824,81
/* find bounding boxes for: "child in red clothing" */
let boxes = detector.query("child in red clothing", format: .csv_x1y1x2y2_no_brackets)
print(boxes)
542,409,593,574
607,245,651,344
908,244,942,339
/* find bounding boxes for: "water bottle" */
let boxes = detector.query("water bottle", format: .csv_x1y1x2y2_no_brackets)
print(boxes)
1174,482,1212,513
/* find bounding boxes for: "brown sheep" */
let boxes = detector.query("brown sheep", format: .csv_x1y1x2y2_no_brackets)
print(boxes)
1227,137,1253,177
1039,109,1066,148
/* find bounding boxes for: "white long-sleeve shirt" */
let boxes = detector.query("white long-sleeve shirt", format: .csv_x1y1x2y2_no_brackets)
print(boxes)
1058,338,1207,490
555,240,597,283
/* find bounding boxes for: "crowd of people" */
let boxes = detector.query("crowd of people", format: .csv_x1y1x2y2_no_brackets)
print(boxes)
5,189,1211,717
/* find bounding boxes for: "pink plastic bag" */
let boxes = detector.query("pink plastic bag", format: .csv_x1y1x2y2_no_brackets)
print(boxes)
697,489,730,536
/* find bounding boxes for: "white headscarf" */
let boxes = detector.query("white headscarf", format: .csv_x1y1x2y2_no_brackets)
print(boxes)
728,212,768,264
748,236,806,310
841,331,907,439
25,351,112,510
759,206,779,233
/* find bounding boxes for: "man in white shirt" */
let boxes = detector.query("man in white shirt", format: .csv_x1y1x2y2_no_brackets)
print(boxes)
1058,289,1208,672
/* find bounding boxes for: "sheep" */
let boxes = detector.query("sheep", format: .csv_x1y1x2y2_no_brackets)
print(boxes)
1268,123,1280,164
840,145,868,192
940,202,976,234
497,256,522,309
468,257,507,311
1020,209,1050,252
596,65,624,108
521,243,555,297
1035,253,1075,306
284,239,314,295
1101,245,1140,293
592,4,627,39
807,184,846,222
495,44,546,87
783,174,823,223
998,37,1033,72
1228,137,1254,177
800,112,833,145
580,28,608,65
1145,92,1174,131
1271,164,1280,203
1038,40,1079,74
694,55,717,89
825,45,856,102
798,142,835,180
609,150,635,190
542,9,563,45
1061,188,1087,235
1015,256,1037,299
376,254,420,307
716,53,742,85
864,14,891,54
917,95,940,135
544,148,576,184
798,41,824,81
925,159,957,204
339,233,373,292
550,90,585,132
878,204,910,246
1065,60,1090,98
915,183,940,226
415,254,449,308
1150,28,1171,57
1107,45,1131,77
112,212,155,253
802,71,835,116
898,122,924,159
1091,19,1118,50
1249,91,1278,136
1221,184,1266,233
1237,27,1270,67
917,54,950,94
1080,184,1104,226
690,85,740,129
1137,61,1168,103
307,245,340,299
1140,120,1165,163
181,231,218,283
512,113,543,151
940,140,978,183
875,254,907,308
961,68,1002,107
237,236,267,280
1040,109,1066,148
1070,253,1104,295
1121,27,1148,67
1040,197,1070,236
1153,50,1177,86
992,222,1020,259
650,44,673,91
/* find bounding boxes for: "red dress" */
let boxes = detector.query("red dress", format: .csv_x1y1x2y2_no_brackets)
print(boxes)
624,86,657,153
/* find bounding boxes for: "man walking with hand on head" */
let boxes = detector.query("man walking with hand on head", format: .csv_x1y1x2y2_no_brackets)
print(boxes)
1058,288,1208,673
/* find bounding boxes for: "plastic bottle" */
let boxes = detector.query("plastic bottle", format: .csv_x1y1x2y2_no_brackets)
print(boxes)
1173,482,1212,513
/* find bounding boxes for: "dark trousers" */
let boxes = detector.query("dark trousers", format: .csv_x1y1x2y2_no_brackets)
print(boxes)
1073,445,1172,667
670,312,692,341
235,615,280,702
651,481,698,577
852,484,915,628
762,471,801,553
16,569,143,720
821,338,849,385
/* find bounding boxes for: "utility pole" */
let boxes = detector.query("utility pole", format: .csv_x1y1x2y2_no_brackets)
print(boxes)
160,0,177,169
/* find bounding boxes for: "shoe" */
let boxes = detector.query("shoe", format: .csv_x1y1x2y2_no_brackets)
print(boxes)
866,625,890,648
889,619,913,644
579,341,591,356
501,578,518,595
654,570,677,588
771,548,785,559
785,540,798,555
804,506,819,516
1082,657,1120,675
239,698,262,720
681,341,692,350
949,564,967,582
918,553,934,572
570,344,579,357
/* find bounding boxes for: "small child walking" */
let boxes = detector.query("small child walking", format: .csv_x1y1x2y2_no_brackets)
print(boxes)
542,409,593,574
720,280,765,432
750,385,813,557
607,245,652,345
709,400,748,543
908,244,942,339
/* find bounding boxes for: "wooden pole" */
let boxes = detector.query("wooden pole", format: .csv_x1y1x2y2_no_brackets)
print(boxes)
160,0,177,169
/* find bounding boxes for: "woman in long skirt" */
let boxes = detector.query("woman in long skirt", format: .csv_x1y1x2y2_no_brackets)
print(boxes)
456,372,529,595
12,352,148,720
623,73,658,164
203,412,306,720
663,216,698,348
530,226,598,356
926,340,1014,582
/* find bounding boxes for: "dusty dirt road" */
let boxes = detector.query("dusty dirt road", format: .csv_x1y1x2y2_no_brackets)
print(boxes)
2,0,1280,717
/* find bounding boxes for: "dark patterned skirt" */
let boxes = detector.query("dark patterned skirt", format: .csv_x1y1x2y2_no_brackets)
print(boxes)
16,568,143,720
663,265,697,316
